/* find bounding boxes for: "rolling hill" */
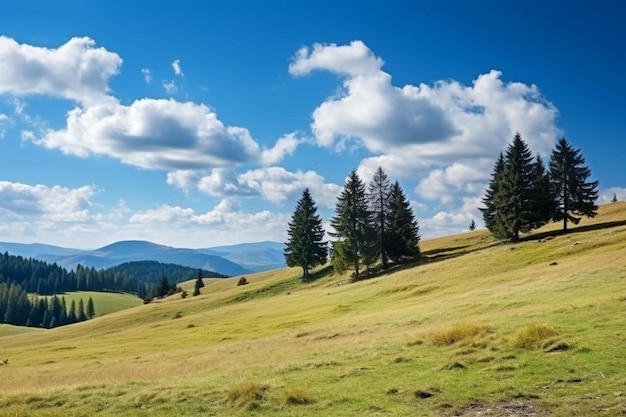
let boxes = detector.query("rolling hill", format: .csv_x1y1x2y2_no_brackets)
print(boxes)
0,202,625,416
0,240,285,276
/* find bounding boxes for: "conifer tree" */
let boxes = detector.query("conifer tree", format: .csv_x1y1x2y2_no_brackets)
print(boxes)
368,167,393,269
77,299,87,322
284,188,328,281
387,181,421,262
86,297,95,319
480,153,505,235
469,219,477,231
484,133,541,241
549,137,599,231
330,171,376,280
68,299,77,323
529,154,555,230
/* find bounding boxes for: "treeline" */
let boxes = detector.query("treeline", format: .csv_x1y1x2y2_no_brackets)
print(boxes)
0,282,95,328
481,134,599,241
0,252,150,298
107,261,226,287
285,167,421,281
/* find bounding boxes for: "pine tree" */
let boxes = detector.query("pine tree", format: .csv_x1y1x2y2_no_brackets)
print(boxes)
549,137,599,231
480,153,505,235
529,154,555,230
469,219,477,231
612,193,618,203
284,188,328,281
68,299,77,323
330,171,376,280
367,167,393,269
387,181,421,262
486,133,538,241
77,299,87,322
193,272,204,296
86,297,95,319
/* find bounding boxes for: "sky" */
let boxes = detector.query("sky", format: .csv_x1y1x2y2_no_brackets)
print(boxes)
0,0,624,249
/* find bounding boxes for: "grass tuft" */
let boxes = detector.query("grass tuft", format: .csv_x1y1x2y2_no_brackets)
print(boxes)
430,323,492,346
510,323,560,350
284,388,313,405
226,380,268,408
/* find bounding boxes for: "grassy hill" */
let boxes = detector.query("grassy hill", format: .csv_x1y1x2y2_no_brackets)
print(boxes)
0,202,625,416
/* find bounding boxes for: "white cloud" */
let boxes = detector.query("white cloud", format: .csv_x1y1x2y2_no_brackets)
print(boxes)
141,68,152,84
163,80,178,95
420,196,484,237
166,170,200,191
416,160,493,203
33,98,261,170
260,132,303,166
0,36,121,105
291,41,559,167
128,199,291,247
197,166,341,207
0,181,95,222
0,113,11,138
172,59,183,76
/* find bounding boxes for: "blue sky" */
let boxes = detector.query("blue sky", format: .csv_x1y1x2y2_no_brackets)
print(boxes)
0,0,624,249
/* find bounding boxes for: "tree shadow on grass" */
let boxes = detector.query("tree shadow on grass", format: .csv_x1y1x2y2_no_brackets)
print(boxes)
302,264,334,283
520,219,626,242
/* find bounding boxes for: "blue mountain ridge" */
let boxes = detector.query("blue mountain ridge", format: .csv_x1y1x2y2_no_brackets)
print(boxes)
0,240,286,276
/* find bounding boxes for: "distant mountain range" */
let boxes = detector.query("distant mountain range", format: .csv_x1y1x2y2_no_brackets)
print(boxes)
0,240,286,276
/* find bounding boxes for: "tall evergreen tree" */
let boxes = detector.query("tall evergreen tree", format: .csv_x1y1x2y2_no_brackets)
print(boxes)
330,171,376,280
484,133,540,241
284,188,328,281
529,154,555,230
68,299,77,323
193,271,204,296
480,153,505,235
77,299,87,322
367,167,393,269
549,137,599,231
86,297,95,319
387,181,421,262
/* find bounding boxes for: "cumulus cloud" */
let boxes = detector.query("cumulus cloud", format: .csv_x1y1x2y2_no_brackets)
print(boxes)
128,199,291,246
260,132,303,166
291,41,559,166
416,160,493,203
0,36,121,105
33,98,261,170
197,166,341,207
0,181,95,222
420,196,484,237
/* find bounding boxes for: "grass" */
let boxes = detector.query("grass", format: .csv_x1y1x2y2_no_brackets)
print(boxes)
0,202,625,416
38,291,144,317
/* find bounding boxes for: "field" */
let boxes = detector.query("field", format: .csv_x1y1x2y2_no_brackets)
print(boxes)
1,202,625,416
39,291,144,317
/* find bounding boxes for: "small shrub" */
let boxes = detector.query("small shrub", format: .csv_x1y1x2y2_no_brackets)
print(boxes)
284,388,313,405
430,323,492,346
172,312,183,319
181,290,188,299
238,277,249,286
511,323,560,350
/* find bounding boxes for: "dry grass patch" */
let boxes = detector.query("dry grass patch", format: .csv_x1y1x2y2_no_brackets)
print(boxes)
510,323,561,350
226,380,268,409
284,387,313,405
430,322,492,346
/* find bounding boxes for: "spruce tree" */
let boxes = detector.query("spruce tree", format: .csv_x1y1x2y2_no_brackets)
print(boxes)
193,273,204,296
86,297,95,319
469,219,477,231
330,171,376,280
387,181,421,262
549,137,599,231
367,167,393,269
77,299,87,322
68,299,77,323
529,154,555,230
284,188,328,281
480,153,505,236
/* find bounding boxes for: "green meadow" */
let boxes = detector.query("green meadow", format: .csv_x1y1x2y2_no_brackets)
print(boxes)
1,202,625,416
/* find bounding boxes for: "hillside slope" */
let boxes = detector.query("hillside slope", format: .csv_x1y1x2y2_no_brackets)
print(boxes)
0,202,625,416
